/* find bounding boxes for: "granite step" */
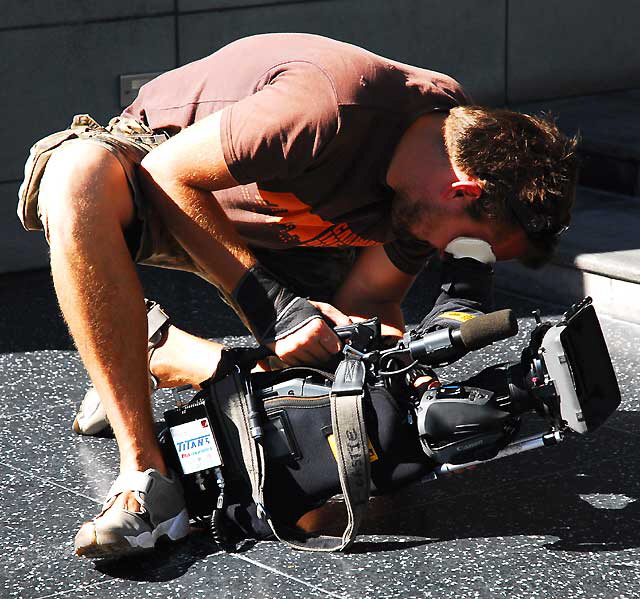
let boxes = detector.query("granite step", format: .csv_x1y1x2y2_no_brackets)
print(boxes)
495,186,640,323
515,90,640,196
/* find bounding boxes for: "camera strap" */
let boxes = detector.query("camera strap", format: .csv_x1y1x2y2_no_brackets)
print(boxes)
209,356,370,552
267,356,370,551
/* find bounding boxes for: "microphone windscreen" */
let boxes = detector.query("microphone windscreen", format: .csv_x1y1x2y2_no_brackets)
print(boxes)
459,309,518,351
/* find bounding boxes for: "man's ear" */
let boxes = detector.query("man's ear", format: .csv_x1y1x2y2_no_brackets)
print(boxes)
450,180,482,201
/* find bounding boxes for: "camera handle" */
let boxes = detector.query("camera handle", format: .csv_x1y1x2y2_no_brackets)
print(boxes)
423,430,563,480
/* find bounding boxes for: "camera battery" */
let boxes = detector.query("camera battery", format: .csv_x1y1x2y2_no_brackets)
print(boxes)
164,396,223,475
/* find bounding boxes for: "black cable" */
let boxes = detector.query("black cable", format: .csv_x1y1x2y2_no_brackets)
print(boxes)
210,466,230,549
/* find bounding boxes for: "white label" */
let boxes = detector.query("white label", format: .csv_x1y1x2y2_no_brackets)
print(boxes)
170,418,222,474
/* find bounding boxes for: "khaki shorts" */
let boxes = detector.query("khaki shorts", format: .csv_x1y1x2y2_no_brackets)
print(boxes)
17,114,354,303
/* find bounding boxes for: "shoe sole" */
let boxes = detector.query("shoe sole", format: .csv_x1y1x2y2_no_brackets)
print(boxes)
75,508,190,559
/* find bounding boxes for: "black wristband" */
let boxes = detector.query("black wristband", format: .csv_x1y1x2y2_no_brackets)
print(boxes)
231,264,323,344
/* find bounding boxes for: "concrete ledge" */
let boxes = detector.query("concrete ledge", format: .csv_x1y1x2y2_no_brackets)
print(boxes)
496,261,640,324
551,189,640,283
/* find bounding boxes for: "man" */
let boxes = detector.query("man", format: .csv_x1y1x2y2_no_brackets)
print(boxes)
18,33,577,558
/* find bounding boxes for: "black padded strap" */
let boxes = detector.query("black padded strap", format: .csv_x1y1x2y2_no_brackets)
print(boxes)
211,357,370,552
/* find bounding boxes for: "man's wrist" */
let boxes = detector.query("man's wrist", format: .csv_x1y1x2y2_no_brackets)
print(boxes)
232,264,323,344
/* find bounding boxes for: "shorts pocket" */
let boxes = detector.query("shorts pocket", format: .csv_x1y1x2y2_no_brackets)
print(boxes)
17,129,81,231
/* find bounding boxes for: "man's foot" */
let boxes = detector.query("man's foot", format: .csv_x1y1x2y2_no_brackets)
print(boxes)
72,300,170,436
74,469,190,558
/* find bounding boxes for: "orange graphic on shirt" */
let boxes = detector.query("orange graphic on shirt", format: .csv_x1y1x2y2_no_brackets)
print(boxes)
256,189,379,248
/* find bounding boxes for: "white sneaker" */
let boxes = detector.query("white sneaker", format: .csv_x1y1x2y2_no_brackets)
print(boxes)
74,468,189,558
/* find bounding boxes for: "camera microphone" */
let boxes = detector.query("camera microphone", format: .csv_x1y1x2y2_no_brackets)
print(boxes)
458,309,518,351
408,309,518,365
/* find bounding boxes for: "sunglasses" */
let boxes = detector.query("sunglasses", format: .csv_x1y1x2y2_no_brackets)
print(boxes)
506,197,569,241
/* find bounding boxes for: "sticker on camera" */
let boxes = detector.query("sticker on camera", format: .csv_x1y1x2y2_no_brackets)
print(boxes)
438,311,477,323
170,418,222,474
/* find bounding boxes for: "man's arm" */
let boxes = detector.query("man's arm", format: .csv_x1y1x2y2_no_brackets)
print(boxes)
139,111,349,364
332,245,417,339
140,111,253,286
416,255,494,334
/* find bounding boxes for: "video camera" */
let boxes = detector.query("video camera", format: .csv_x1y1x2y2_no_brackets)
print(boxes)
160,296,620,546
412,296,620,471
326,295,620,471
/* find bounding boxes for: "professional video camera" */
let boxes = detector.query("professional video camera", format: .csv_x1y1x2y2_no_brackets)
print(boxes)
160,296,620,551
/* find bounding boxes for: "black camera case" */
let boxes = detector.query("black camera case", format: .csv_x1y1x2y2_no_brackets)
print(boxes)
162,365,431,531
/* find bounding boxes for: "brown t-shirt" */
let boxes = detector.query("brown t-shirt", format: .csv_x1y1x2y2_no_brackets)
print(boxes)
123,33,471,274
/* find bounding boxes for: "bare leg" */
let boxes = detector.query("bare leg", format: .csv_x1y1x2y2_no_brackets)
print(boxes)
41,141,227,547
42,143,163,480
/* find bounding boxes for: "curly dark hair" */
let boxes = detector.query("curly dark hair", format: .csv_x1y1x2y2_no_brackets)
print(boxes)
444,106,579,267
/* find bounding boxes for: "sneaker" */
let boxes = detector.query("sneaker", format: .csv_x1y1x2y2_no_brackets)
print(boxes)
72,300,169,436
74,468,190,558
72,386,111,436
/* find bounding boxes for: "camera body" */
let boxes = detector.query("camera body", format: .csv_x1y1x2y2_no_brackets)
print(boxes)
415,297,620,466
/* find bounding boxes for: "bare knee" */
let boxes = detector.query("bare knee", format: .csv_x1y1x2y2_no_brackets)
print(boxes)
40,141,135,243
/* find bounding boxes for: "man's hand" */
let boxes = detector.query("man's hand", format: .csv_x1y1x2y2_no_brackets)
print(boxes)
232,264,355,366
413,374,440,389
268,301,352,366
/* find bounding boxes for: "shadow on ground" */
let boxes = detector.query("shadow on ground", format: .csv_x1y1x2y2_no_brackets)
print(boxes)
273,415,640,555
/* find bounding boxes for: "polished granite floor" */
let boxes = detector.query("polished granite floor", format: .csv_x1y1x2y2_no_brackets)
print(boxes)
1,266,639,599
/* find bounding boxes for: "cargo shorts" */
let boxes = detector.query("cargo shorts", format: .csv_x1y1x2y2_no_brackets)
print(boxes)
17,114,355,303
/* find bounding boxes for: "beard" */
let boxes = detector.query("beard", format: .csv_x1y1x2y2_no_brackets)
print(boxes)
390,190,434,239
